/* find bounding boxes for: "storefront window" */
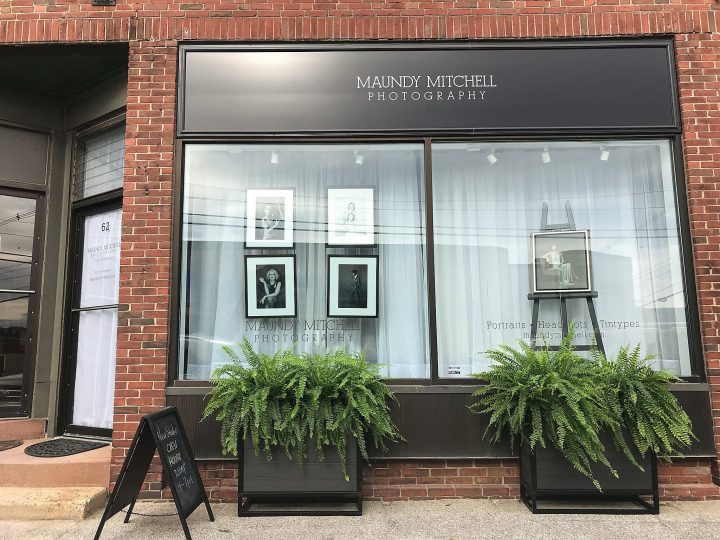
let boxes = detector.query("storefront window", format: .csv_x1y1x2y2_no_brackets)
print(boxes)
432,140,692,377
179,144,430,380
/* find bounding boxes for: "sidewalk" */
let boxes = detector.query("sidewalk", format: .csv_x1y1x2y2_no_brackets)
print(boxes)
3,499,720,540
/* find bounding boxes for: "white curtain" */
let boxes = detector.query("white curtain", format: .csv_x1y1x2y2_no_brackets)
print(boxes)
432,141,690,377
72,208,121,429
179,144,429,379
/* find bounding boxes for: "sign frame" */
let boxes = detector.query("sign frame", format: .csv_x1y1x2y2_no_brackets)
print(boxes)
93,407,214,540
177,39,681,137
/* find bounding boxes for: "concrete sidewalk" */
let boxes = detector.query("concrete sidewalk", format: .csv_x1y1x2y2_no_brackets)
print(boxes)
2,499,720,540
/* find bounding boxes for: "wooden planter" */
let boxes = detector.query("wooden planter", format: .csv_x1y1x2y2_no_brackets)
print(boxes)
520,432,659,514
238,436,363,516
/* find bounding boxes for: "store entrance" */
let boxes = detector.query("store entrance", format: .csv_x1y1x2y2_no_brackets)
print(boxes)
0,190,43,417
60,201,121,437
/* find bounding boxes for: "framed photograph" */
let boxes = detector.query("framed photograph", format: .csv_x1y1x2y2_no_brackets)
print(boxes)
532,230,592,293
245,255,297,318
245,189,294,248
327,255,379,318
327,188,374,246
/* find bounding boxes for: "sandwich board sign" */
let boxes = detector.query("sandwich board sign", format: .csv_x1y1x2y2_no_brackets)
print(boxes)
94,407,214,539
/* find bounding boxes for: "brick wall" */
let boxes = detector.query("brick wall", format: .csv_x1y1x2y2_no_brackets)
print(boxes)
2,0,720,501
163,458,720,503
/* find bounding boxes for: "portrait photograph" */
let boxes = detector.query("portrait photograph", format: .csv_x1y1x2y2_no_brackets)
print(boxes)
327,255,378,318
245,189,294,248
532,230,591,293
245,255,297,318
327,188,374,246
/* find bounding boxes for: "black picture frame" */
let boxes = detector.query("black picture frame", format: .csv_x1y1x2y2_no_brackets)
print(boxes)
245,254,297,318
327,255,379,318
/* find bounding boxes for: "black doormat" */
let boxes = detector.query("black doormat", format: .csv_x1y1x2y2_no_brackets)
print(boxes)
24,438,108,458
0,440,22,452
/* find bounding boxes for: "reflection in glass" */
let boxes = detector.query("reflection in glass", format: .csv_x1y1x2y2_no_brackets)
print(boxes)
74,124,125,200
179,144,430,380
0,193,37,413
432,140,691,377
0,293,29,411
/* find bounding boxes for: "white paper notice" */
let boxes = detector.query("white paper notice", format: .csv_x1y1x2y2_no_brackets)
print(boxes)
79,209,121,308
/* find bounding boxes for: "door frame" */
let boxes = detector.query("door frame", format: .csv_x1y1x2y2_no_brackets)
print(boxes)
57,193,121,438
0,186,46,417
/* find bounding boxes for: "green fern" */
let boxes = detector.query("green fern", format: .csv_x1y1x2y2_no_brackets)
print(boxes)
597,344,695,460
470,333,622,490
202,339,403,480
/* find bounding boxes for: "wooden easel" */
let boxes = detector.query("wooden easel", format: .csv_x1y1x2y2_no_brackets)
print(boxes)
528,202,605,355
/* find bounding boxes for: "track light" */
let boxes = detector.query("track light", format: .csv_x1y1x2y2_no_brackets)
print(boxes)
600,146,610,161
541,147,551,164
355,152,364,166
486,149,498,165
270,151,279,164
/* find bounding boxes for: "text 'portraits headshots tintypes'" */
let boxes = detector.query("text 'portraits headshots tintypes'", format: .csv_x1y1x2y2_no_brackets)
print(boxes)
532,230,592,293
246,189,294,248
328,255,378,318
245,255,297,318
327,188,374,246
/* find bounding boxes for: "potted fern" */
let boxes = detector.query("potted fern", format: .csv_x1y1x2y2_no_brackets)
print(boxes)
202,339,402,516
471,333,694,514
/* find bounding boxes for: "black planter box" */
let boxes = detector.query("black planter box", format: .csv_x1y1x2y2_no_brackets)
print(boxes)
520,432,659,514
238,436,362,516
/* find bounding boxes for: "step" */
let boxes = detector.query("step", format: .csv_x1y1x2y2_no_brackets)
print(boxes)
0,486,107,520
0,439,111,488
0,418,46,440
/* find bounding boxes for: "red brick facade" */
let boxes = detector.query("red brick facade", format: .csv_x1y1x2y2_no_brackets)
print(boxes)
164,458,720,503
2,0,720,501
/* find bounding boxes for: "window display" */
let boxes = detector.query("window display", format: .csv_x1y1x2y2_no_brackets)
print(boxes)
432,140,692,378
245,189,294,248
327,255,379,318
178,143,429,380
245,255,297,318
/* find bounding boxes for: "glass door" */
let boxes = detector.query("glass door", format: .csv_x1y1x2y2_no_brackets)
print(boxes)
0,191,41,417
64,203,121,436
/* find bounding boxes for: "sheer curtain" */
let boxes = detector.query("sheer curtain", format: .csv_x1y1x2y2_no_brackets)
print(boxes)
432,141,690,377
179,144,429,380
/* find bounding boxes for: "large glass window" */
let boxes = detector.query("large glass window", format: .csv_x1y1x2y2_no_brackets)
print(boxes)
432,140,692,377
179,144,429,380
178,139,696,381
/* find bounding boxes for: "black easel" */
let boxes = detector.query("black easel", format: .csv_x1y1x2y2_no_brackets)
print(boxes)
529,203,605,355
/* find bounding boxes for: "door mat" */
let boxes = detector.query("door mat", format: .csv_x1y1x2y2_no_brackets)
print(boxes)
24,438,108,458
0,440,22,452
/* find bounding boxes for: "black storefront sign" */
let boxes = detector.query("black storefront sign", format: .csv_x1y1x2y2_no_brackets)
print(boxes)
178,41,679,135
94,407,214,540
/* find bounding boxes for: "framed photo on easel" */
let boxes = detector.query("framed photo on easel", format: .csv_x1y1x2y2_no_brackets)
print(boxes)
532,230,591,293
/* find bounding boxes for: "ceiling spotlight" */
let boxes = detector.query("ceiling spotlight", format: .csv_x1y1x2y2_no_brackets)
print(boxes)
600,146,610,161
355,152,364,166
541,147,551,164
486,149,498,165
270,151,279,164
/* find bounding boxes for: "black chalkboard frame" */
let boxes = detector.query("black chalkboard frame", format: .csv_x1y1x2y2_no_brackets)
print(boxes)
94,407,214,540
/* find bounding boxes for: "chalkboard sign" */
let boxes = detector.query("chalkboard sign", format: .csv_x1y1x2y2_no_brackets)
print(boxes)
94,407,214,540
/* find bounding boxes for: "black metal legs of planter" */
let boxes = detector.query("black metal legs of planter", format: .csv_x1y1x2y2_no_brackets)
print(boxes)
519,441,660,515
238,493,363,517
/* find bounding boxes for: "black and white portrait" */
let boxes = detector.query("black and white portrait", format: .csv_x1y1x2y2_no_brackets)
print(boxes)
328,256,378,318
246,255,296,318
532,231,591,293
327,188,374,246
246,189,294,248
